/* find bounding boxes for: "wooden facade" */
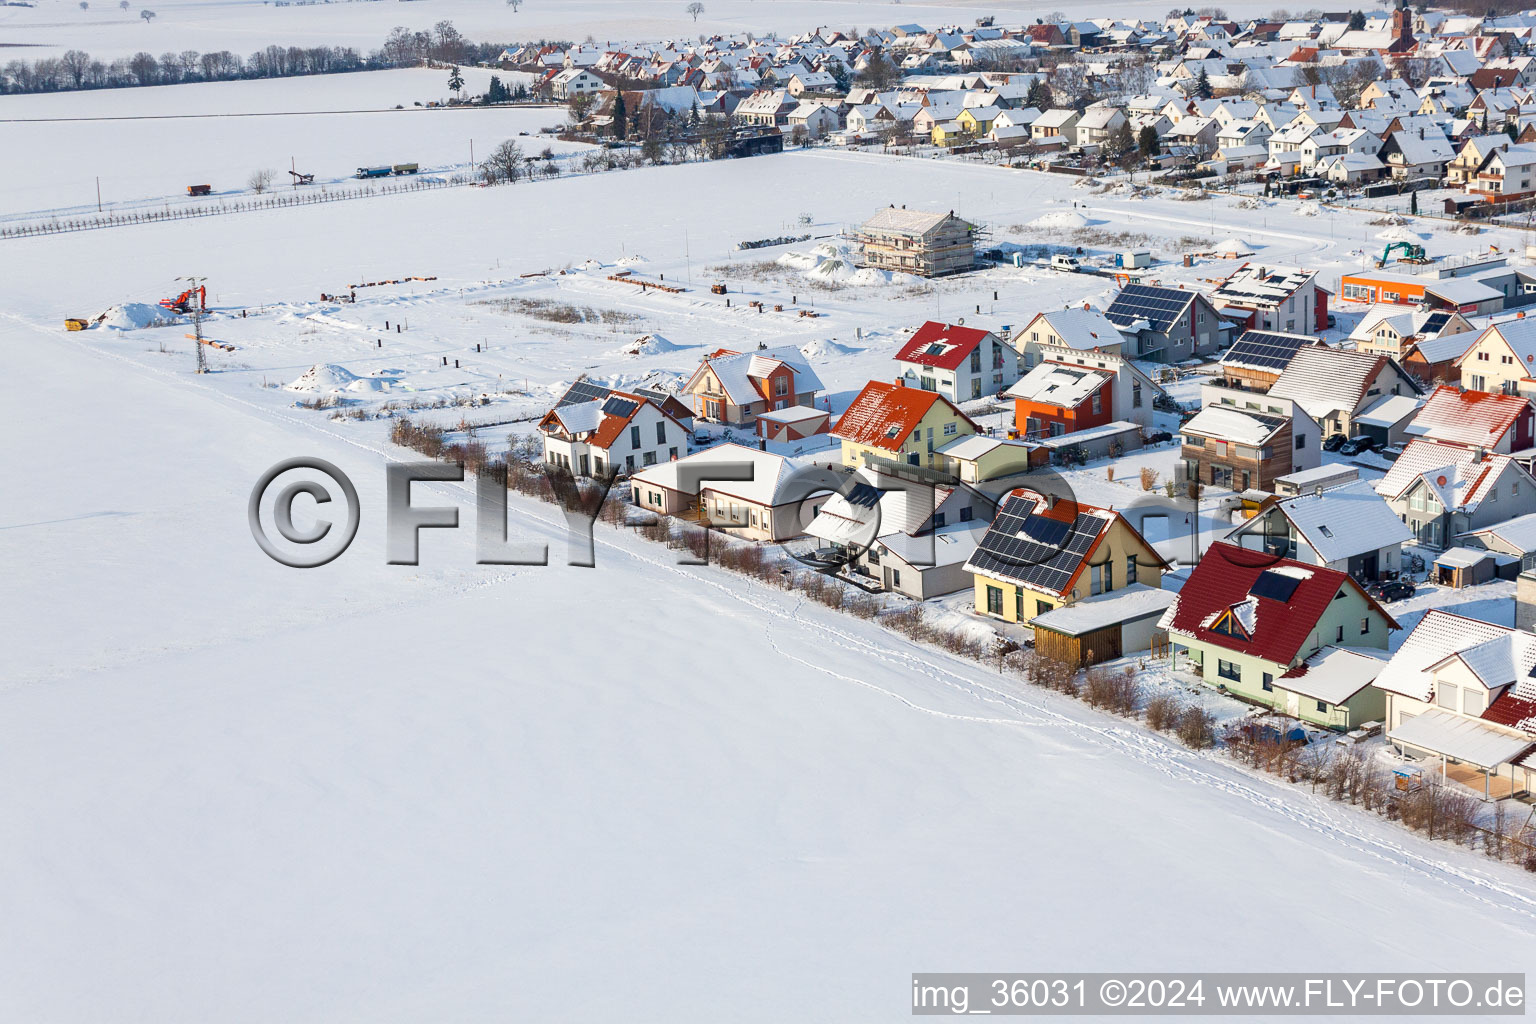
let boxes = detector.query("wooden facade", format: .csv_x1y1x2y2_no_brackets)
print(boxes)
1181,416,1294,492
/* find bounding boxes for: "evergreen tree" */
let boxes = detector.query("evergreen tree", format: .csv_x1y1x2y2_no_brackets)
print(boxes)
447,64,464,98
613,91,628,139
1026,78,1052,110
1138,124,1160,160
1347,10,1366,30
1195,67,1212,100
1410,190,1418,215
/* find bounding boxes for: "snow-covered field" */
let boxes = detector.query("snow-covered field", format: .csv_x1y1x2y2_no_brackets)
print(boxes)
2,0,1291,60
5,67,1536,1021
0,70,575,218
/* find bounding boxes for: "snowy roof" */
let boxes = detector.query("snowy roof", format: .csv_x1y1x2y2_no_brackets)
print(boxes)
1372,609,1523,702
1388,709,1535,768
630,443,799,507
937,434,1037,461
893,321,994,371
1279,646,1386,705
1424,277,1505,306
860,207,964,236
1374,439,1514,513
1433,546,1498,569
1210,262,1316,311
1036,308,1126,350
1028,583,1178,637
1258,480,1412,562
1407,386,1526,447
1459,511,1536,554
1267,346,1390,420
1180,405,1286,446
833,381,972,451
549,399,606,434
689,345,823,406
1353,393,1421,429
1409,329,1478,365
1005,361,1110,408
1275,464,1358,489
1033,421,1141,448
756,405,828,425
877,520,990,567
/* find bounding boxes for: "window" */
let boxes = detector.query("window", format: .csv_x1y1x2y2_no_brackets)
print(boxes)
986,585,1004,615
625,455,636,470
891,569,901,587
1335,624,1344,642
933,512,947,528
1261,673,1274,691
656,421,667,445
1133,382,1142,408
1091,392,1102,415
970,349,982,373
1360,617,1369,635
629,425,642,449
1126,554,1137,585
1217,659,1242,682
960,504,974,522
1436,683,1459,710
1316,700,1328,713
775,376,789,397
642,451,657,466
1037,600,1053,617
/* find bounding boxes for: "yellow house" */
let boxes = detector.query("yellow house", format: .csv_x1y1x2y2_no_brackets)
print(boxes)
832,380,978,471
930,120,967,147
955,105,999,136
962,490,1168,626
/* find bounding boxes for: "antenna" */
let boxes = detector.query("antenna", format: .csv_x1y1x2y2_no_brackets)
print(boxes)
178,275,208,374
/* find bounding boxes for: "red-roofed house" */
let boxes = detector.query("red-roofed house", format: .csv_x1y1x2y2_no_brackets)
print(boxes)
539,389,691,477
1406,386,1534,453
682,344,825,429
1373,438,1536,548
1374,609,1536,798
893,321,1021,403
832,380,978,470
1160,543,1397,728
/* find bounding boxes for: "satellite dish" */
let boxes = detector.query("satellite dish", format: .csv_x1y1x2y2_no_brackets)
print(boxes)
958,317,966,325
1436,474,1448,486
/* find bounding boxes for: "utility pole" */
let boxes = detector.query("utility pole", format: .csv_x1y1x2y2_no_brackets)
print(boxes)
179,275,208,373
96,176,102,213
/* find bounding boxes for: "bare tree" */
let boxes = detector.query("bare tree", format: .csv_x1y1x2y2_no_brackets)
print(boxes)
79,2,89,11
686,2,704,21
507,0,522,9
60,49,91,87
480,138,524,183
140,8,155,22
247,168,275,193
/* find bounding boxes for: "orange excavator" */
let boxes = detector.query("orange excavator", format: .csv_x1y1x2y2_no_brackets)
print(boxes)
160,285,205,314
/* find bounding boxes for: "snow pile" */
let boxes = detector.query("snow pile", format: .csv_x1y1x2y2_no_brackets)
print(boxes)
847,267,915,287
613,333,683,357
1296,202,1321,217
807,257,857,283
1376,226,1422,243
285,363,391,393
776,250,823,271
614,254,648,267
98,302,182,330
1029,210,1089,229
810,241,844,259
1214,237,1253,254
800,337,860,359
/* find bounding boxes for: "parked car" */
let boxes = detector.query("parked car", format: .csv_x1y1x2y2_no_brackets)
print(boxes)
1326,313,1337,329
1144,430,1173,444
1339,435,1378,456
1323,433,1348,452
1372,579,1416,602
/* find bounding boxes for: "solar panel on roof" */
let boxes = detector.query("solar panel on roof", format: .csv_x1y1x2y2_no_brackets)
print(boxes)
1249,569,1301,603
557,379,612,407
1224,331,1310,371
1105,284,1194,334
968,496,1104,591
846,482,882,508
1421,311,1451,335
601,396,638,418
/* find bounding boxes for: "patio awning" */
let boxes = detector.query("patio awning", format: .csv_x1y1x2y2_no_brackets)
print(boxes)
1389,708,1535,769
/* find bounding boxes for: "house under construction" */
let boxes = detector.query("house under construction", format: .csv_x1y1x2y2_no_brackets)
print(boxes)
855,206,977,278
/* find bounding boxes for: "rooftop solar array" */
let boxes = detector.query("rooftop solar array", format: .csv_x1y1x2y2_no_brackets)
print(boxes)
1421,311,1452,335
1222,331,1311,371
557,378,612,408
1104,284,1193,334
967,495,1102,592
845,482,883,509
601,396,638,419
1249,569,1301,603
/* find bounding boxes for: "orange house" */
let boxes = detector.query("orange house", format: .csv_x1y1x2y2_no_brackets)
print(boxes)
1004,360,1115,439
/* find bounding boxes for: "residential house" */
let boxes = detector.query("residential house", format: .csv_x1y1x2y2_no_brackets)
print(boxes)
1374,438,1536,548
1075,106,1128,149
1468,142,1536,202
549,67,605,100
936,434,1047,484
1179,396,1319,491
1160,543,1397,729
1405,385,1534,453
1013,307,1126,367
1225,479,1414,579
1266,344,1420,438
1217,329,1324,392
965,490,1168,627
804,467,994,598
1373,610,1536,799
1103,283,1224,361
855,206,977,277
735,88,798,125
1010,343,1165,435
1209,262,1325,335
1380,128,1455,179
786,102,840,138
1448,133,1510,184
1459,511,1536,571
1030,108,1080,147
539,388,690,477
682,345,824,428
1350,306,1474,358
893,320,1020,402
832,380,979,471
1455,315,1536,394
628,443,804,541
